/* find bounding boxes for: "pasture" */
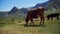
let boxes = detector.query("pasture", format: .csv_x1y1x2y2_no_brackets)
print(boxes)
0,18,60,34
0,9,60,34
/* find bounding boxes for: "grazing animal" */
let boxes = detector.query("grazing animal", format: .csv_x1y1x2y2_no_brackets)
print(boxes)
25,7,45,26
47,13,60,20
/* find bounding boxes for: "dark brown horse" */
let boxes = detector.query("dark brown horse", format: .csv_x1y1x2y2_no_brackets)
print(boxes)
25,7,45,26
47,13,60,20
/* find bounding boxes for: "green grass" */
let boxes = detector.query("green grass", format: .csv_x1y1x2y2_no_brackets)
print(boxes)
0,9,60,34
0,18,60,34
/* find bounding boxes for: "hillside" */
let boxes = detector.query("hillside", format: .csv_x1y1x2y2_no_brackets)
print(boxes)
0,0,60,18
47,0,60,9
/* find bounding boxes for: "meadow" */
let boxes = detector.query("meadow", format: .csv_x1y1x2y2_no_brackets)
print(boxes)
0,9,60,34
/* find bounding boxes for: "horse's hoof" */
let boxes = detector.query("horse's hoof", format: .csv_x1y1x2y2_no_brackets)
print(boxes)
24,24,28,26
33,25,34,26
39,24,43,26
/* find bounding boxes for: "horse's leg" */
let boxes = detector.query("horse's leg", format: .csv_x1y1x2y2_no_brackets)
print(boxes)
30,18,34,26
47,17,50,20
25,17,29,26
42,16,44,25
40,15,44,26
57,15,59,19
51,17,53,20
39,16,43,25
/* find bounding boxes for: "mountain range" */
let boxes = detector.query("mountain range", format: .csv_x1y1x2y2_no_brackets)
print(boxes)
0,0,60,19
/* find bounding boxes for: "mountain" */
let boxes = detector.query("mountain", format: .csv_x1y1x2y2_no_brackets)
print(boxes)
33,2,49,8
7,7,28,19
19,8,28,14
33,0,60,10
0,12,9,18
9,6,18,14
47,0,60,9
0,0,60,18
31,0,52,11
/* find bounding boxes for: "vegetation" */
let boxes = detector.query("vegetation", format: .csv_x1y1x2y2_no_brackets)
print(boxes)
0,9,60,34
0,0,60,34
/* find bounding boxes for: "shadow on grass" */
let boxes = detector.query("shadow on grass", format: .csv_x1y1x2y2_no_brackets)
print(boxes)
24,24,46,27
0,23,6,27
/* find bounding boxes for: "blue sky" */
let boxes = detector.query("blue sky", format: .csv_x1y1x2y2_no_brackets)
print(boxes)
0,0,49,11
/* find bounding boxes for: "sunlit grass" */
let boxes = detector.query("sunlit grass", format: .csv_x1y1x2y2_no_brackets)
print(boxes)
0,18,60,34
0,9,60,34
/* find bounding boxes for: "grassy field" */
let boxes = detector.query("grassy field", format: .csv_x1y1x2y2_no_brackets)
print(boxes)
0,18,60,34
0,9,60,34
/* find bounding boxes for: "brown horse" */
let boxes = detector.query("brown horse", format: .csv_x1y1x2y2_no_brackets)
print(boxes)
25,7,45,26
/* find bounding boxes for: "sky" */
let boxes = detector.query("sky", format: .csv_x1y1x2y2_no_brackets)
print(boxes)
0,0,49,11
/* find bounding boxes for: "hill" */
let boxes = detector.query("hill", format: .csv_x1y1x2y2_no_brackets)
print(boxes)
0,0,60,18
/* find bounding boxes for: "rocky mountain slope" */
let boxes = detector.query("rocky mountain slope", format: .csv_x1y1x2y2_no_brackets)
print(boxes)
0,0,60,18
